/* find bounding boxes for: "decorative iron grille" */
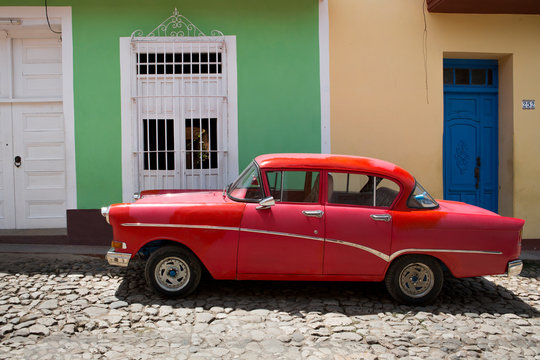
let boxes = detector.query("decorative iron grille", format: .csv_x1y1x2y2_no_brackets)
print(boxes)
130,9,228,191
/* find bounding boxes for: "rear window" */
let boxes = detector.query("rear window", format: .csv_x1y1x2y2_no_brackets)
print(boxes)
327,172,400,208
407,181,438,209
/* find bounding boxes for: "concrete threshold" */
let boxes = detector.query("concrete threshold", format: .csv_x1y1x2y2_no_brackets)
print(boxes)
520,250,540,262
0,244,108,256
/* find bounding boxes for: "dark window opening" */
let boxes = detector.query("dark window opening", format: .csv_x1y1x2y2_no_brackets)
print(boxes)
143,119,175,170
443,63,496,87
137,52,222,75
455,68,470,85
185,118,218,169
471,69,486,85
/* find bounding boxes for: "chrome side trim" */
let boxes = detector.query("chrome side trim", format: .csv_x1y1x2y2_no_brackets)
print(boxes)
119,222,503,262
507,259,523,277
388,248,502,262
240,228,324,242
326,239,390,261
121,222,324,242
121,223,239,232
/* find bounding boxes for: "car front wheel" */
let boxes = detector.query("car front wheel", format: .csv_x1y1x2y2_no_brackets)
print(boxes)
145,246,202,297
385,255,443,305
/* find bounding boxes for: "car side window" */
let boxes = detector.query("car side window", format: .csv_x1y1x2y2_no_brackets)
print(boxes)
328,172,399,207
266,171,320,203
375,177,401,207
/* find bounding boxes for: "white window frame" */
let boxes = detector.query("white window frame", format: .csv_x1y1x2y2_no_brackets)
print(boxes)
319,0,331,154
0,6,77,210
119,35,238,202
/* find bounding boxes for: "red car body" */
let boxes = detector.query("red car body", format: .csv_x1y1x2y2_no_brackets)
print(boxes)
104,154,524,303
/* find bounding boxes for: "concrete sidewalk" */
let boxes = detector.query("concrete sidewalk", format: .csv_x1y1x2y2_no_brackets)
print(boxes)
0,243,538,261
0,244,108,256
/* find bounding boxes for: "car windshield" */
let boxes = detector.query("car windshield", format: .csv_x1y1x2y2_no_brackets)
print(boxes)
227,162,263,202
407,181,438,209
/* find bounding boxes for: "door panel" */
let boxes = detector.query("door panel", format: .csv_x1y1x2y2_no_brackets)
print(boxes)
0,104,15,228
0,37,9,98
447,122,478,190
479,96,498,211
12,103,66,228
12,38,62,98
444,93,498,212
237,203,324,274
324,206,391,275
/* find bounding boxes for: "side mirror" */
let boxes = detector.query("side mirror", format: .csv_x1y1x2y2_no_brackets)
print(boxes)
256,196,275,210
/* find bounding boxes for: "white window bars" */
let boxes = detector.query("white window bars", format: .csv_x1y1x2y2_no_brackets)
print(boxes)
130,9,228,191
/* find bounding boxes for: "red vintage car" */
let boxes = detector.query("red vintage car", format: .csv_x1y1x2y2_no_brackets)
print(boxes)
102,154,524,305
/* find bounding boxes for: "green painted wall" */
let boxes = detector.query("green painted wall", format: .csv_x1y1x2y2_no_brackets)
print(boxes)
1,0,321,208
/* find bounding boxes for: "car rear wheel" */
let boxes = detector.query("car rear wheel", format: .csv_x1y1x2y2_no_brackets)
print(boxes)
385,255,443,305
145,246,202,297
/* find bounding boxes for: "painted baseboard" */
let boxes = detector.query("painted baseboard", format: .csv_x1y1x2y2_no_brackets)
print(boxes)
67,209,112,246
522,238,539,251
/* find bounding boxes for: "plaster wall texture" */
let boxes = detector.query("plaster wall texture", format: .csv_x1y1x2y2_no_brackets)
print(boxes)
328,0,540,238
0,0,321,209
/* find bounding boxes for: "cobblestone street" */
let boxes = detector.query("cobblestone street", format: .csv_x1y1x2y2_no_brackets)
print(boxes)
0,254,538,360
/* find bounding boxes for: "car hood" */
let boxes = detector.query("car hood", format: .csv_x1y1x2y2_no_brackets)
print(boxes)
107,190,246,228
135,190,232,205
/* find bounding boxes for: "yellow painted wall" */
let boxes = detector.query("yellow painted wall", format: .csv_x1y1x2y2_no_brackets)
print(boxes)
328,0,540,238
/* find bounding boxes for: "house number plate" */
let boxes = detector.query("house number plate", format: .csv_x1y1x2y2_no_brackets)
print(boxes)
522,100,535,110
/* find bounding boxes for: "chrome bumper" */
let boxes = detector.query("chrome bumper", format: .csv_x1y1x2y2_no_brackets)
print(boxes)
507,259,523,277
106,249,131,267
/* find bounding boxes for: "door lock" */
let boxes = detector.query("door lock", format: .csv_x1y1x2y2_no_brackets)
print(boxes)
14,155,21,168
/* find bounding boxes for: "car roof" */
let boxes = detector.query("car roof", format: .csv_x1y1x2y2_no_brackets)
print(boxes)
254,153,417,211
255,153,412,179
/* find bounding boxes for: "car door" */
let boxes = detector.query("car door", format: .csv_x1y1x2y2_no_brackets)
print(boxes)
323,172,400,276
237,170,324,275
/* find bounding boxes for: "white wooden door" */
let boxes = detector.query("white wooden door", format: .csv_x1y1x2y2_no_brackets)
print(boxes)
0,104,15,228
0,34,66,229
12,103,66,228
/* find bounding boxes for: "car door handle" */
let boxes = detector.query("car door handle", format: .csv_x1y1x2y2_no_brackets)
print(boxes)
302,210,324,218
370,214,391,222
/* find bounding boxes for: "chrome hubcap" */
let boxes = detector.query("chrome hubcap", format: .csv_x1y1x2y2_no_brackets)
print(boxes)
398,262,434,298
155,257,190,291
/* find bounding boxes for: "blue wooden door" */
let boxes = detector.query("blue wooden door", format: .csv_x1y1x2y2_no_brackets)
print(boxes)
443,60,498,213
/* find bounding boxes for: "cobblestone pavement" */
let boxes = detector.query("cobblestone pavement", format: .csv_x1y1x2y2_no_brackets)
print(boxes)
0,254,538,360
